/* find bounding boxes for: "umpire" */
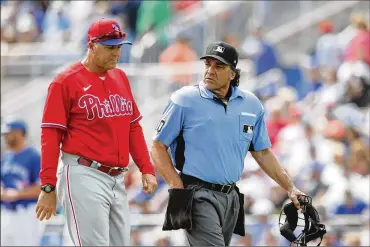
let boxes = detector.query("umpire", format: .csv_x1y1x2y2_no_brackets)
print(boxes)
151,41,305,246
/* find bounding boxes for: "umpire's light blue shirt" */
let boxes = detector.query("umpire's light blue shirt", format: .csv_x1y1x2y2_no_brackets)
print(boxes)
153,81,271,184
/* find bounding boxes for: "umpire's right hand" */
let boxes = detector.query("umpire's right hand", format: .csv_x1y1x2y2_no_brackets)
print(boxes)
36,191,57,221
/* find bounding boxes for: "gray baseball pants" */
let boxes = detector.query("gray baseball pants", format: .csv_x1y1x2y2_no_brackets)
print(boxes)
56,152,130,246
185,188,240,246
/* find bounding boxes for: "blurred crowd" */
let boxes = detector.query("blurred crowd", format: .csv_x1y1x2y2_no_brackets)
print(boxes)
1,0,369,246
0,0,200,63
0,0,200,42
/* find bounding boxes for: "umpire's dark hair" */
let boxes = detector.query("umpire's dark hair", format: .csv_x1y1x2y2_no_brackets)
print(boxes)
230,67,241,87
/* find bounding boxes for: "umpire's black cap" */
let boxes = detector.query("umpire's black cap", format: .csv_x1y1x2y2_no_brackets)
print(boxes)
200,41,238,68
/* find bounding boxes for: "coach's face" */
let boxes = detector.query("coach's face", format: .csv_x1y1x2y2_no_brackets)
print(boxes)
91,43,121,71
203,58,235,91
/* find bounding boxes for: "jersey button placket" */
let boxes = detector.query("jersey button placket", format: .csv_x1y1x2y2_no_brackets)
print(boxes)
103,80,120,167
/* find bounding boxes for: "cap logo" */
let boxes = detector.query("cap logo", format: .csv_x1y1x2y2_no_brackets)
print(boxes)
112,23,120,32
213,46,225,53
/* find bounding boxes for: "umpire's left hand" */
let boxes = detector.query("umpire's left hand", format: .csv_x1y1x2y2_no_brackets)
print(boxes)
288,187,306,209
141,174,158,194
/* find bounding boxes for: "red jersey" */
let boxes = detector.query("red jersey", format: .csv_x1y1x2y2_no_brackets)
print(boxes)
40,62,154,185
344,30,370,66
266,119,288,147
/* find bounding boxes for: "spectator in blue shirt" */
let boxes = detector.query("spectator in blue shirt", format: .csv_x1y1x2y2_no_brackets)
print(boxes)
335,190,368,215
315,19,342,71
1,119,42,246
241,22,280,76
109,0,142,63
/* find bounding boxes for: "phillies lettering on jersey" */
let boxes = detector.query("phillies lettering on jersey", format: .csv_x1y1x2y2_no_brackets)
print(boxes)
41,62,142,167
78,94,133,120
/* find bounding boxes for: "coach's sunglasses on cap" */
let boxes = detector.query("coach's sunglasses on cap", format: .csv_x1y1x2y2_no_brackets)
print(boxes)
90,31,127,43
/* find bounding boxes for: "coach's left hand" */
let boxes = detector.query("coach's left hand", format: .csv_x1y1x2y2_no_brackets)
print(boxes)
142,174,158,194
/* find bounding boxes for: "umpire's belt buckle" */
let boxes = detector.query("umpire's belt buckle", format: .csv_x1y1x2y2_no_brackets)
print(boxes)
221,184,232,194
108,167,128,175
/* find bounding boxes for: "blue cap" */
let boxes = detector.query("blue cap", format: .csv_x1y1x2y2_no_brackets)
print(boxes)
99,39,132,46
1,120,28,135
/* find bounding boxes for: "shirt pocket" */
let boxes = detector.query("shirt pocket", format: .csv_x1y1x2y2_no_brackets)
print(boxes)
239,114,256,142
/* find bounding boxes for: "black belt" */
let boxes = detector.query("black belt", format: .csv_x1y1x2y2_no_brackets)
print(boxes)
181,173,235,194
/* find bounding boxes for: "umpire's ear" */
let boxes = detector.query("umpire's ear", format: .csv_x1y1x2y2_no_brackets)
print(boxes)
229,68,236,81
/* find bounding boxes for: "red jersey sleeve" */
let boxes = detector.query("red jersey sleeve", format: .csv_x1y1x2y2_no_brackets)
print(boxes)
129,121,155,176
41,82,70,130
130,99,142,124
40,128,64,186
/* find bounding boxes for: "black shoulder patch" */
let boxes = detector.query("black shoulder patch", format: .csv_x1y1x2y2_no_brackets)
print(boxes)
156,119,165,132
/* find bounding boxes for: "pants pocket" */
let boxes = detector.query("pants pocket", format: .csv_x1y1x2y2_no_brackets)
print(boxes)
163,187,198,231
233,186,246,236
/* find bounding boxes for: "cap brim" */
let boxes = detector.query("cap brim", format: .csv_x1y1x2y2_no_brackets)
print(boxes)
200,55,231,66
1,122,27,135
99,39,132,46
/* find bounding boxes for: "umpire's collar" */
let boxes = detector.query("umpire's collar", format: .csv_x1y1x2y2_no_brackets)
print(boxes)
198,81,244,101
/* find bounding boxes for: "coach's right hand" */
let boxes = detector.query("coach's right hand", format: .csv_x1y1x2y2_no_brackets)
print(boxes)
36,191,57,221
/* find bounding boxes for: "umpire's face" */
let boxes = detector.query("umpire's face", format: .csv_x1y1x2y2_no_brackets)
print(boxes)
203,58,235,91
90,42,122,71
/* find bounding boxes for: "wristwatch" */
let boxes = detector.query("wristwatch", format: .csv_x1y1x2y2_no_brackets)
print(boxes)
41,184,55,193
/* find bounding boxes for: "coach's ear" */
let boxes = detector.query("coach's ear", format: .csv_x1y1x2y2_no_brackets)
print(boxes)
88,42,96,52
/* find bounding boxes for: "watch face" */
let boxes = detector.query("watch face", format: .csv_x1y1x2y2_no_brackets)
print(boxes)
43,185,54,193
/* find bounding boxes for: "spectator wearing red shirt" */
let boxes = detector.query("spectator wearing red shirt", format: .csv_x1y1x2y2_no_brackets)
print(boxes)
173,0,200,13
344,15,370,66
266,109,288,148
159,35,197,91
